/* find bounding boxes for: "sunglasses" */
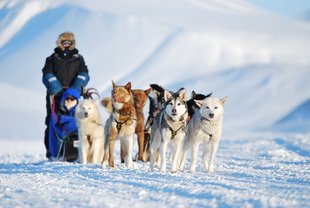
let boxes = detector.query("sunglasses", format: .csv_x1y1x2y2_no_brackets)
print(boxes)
61,40,73,46
65,96,76,101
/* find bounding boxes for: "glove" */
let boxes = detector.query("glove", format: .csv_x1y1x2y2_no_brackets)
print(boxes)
71,72,90,91
42,73,63,95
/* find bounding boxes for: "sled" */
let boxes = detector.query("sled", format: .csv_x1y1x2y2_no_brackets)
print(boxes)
48,88,81,162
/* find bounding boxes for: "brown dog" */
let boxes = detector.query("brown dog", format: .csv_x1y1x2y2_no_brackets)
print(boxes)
101,81,136,168
128,88,151,162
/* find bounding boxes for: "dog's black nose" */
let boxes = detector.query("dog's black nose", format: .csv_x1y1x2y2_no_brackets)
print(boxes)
84,112,88,117
172,109,177,114
209,113,214,118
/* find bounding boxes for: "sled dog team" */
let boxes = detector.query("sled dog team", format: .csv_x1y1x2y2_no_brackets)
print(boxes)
75,81,227,173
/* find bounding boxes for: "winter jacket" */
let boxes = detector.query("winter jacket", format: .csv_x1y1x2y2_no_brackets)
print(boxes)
42,47,89,95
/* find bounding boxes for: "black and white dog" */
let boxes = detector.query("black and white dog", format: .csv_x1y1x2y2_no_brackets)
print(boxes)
149,88,188,173
143,84,166,161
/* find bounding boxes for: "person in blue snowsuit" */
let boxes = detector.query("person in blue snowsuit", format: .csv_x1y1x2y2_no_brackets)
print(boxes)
42,32,89,159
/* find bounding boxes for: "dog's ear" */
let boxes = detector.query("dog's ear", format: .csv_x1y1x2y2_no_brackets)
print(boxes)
194,99,203,107
112,80,116,89
164,90,172,101
145,88,152,96
220,96,228,106
153,90,160,99
206,92,212,98
150,84,165,93
125,82,132,91
191,90,197,99
178,88,186,100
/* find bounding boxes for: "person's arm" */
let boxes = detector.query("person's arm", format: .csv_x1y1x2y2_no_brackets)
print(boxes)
42,56,63,95
71,56,90,91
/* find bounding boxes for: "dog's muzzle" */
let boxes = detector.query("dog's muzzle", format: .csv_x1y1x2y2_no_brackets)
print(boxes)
171,109,177,116
84,112,89,117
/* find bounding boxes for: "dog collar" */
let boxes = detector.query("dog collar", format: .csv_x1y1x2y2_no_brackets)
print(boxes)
163,113,187,140
168,125,183,140
115,109,133,117
198,115,218,139
114,117,130,133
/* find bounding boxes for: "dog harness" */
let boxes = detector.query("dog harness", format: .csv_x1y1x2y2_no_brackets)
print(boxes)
168,125,184,140
114,117,132,133
164,111,188,140
113,110,136,133
196,116,215,140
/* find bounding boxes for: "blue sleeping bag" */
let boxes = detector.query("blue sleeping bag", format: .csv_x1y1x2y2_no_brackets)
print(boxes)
48,88,81,158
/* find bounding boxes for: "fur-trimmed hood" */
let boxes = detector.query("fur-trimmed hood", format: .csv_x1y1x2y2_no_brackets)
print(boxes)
56,32,76,50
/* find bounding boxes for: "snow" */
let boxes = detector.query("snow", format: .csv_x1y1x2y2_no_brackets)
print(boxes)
0,0,309,207
0,133,309,207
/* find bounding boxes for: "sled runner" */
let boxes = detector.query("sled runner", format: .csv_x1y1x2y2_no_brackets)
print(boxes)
48,88,80,162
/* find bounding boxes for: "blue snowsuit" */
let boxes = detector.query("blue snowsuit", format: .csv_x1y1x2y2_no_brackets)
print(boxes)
48,88,81,158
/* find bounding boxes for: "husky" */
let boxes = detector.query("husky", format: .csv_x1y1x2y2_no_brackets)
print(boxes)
180,96,227,173
144,84,166,132
143,84,166,162
75,99,104,164
101,81,136,168
186,91,212,120
149,88,188,173
131,88,152,161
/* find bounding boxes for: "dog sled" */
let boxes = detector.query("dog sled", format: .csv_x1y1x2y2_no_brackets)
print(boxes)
48,88,100,162
48,88,81,162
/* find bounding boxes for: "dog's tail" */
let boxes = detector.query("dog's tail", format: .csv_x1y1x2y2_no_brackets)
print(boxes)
101,97,113,114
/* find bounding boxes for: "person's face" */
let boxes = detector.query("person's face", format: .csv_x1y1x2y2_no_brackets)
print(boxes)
61,40,72,49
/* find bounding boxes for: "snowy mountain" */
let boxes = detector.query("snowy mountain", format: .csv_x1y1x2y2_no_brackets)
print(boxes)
1,0,310,140
1,1,310,207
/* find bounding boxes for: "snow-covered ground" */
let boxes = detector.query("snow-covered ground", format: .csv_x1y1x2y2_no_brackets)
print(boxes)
1,132,309,207
0,0,310,207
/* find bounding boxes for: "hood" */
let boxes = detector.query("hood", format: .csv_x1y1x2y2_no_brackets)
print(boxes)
56,32,76,51
59,88,81,111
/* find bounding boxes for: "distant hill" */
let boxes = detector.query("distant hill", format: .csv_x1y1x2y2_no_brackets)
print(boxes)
0,0,310,139
274,98,310,132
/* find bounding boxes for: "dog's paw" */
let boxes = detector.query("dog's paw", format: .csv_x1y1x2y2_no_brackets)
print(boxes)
127,162,133,168
190,166,196,173
208,165,214,173
160,168,166,173
171,169,177,174
109,161,115,168
101,161,108,168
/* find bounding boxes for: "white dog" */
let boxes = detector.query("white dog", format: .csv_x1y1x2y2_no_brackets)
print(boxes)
180,96,227,173
75,99,104,164
150,88,188,173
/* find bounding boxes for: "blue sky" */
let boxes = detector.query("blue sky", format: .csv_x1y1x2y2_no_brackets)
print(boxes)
248,0,310,18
